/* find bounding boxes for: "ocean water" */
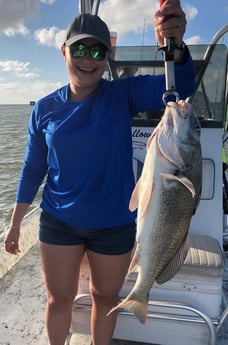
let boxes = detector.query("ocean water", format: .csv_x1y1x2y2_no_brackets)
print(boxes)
0,104,40,233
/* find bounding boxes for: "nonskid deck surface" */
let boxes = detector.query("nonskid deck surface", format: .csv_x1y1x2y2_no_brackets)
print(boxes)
0,243,228,345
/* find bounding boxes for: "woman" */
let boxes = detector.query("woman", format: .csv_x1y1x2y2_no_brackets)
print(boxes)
4,1,195,344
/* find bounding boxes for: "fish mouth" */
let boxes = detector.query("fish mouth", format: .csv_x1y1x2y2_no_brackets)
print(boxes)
177,100,190,118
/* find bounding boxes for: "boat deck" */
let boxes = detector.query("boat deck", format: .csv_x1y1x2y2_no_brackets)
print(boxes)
0,243,228,345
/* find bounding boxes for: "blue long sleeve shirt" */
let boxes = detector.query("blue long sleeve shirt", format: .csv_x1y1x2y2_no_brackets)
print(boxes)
16,55,195,228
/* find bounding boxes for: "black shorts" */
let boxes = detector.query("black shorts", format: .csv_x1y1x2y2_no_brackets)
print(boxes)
39,211,136,255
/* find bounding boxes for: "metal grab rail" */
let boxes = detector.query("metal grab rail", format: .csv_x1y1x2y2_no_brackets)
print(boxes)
188,24,228,105
69,293,221,345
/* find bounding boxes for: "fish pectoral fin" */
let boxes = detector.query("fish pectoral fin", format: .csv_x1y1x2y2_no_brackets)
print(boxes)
160,173,196,198
138,181,154,219
129,178,142,212
129,177,154,219
156,233,189,284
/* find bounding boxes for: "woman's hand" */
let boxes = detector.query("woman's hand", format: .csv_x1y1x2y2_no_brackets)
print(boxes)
4,225,21,255
154,0,186,48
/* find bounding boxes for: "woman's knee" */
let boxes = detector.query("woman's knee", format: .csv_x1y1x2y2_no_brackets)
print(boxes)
90,284,119,307
46,289,75,309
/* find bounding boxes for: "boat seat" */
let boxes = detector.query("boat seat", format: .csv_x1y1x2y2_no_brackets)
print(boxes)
178,235,223,276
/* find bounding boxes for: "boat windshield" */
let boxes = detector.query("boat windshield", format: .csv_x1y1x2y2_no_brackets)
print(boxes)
105,44,227,128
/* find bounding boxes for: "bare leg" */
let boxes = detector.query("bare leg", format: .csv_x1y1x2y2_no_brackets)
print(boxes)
39,242,85,345
88,250,132,345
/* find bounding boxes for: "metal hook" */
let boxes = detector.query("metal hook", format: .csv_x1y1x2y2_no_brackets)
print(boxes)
162,91,180,106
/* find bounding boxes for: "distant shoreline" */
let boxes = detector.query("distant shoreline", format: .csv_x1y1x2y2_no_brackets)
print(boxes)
0,104,33,106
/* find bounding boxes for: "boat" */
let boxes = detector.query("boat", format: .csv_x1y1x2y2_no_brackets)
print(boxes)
0,1,228,344
29,101,36,106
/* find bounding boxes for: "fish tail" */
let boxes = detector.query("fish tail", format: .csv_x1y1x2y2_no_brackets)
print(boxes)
107,295,148,324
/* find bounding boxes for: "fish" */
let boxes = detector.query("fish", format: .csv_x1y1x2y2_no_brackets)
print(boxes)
107,100,202,323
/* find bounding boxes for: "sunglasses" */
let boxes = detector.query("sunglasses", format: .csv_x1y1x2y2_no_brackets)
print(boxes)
69,43,108,61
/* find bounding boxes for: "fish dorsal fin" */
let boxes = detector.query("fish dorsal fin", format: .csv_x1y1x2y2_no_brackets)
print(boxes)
129,177,142,212
156,233,189,284
160,173,196,198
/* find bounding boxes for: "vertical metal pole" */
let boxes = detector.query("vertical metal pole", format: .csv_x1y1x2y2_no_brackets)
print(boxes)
91,0,100,15
79,0,100,15
79,0,92,13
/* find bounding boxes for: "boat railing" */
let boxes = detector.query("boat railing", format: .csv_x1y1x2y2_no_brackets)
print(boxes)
66,293,228,345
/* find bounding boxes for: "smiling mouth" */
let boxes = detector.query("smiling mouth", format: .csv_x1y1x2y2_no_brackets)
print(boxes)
78,66,96,73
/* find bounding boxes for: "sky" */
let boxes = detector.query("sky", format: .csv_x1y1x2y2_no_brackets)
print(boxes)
0,0,227,104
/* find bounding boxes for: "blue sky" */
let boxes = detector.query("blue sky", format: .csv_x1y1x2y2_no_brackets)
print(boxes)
0,0,227,104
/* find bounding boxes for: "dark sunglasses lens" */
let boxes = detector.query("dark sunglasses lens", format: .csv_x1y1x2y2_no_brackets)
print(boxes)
70,43,108,61
70,44,87,58
90,46,108,61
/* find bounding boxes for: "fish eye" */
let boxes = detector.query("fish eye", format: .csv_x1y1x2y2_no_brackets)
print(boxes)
193,116,201,131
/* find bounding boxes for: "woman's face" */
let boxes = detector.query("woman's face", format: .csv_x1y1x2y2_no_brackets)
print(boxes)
62,38,108,96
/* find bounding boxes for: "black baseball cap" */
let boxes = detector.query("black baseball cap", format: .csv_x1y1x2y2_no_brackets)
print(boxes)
64,13,111,50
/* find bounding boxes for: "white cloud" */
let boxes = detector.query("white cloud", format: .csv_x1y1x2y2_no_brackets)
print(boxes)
0,0,55,34
184,4,198,22
0,80,63,104
99,0,199,45
34,27,66,48
40,0,56,3
99,0,159,37
0,0,38,32
185,35,201,45
4,24,30,37
0,60,40,78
